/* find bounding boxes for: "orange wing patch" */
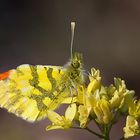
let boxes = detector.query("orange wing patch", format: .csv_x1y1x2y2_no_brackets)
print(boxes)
0,70,11,80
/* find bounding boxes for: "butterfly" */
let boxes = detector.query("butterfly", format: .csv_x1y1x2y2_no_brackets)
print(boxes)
0,22,85,122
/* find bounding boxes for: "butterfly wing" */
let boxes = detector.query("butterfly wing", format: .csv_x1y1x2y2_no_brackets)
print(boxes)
0,64,68,122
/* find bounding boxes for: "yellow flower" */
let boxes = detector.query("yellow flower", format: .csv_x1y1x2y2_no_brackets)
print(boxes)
93,99,113,124
82,68,102,118
76,85,86,104
78,105,91,128
123,116,140,138
46,103,77,131
129,100,140,119
109,78,126,108
87,68,101,94
109,78,134,113
120,90,134,113
85,89,100,108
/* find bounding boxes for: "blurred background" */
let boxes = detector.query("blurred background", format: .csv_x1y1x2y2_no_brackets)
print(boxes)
0,0,140,140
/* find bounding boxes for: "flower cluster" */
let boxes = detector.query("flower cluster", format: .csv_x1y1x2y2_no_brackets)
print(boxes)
46,68,140,139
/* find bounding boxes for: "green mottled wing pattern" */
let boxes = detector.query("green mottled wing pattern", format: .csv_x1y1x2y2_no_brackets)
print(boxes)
0,64,70,122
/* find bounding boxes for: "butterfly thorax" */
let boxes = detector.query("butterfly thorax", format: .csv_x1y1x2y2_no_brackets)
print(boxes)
64,53,84,85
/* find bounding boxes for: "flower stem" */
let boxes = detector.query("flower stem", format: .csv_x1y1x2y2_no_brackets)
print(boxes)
102,126,110,140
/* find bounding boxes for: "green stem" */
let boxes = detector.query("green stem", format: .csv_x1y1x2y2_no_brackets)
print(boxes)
102,126,110,140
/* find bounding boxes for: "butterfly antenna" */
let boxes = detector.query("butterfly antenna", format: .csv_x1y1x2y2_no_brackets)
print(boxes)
70,22,75,58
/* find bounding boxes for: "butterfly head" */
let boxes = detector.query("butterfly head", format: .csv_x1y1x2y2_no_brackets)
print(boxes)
71,52,83,69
